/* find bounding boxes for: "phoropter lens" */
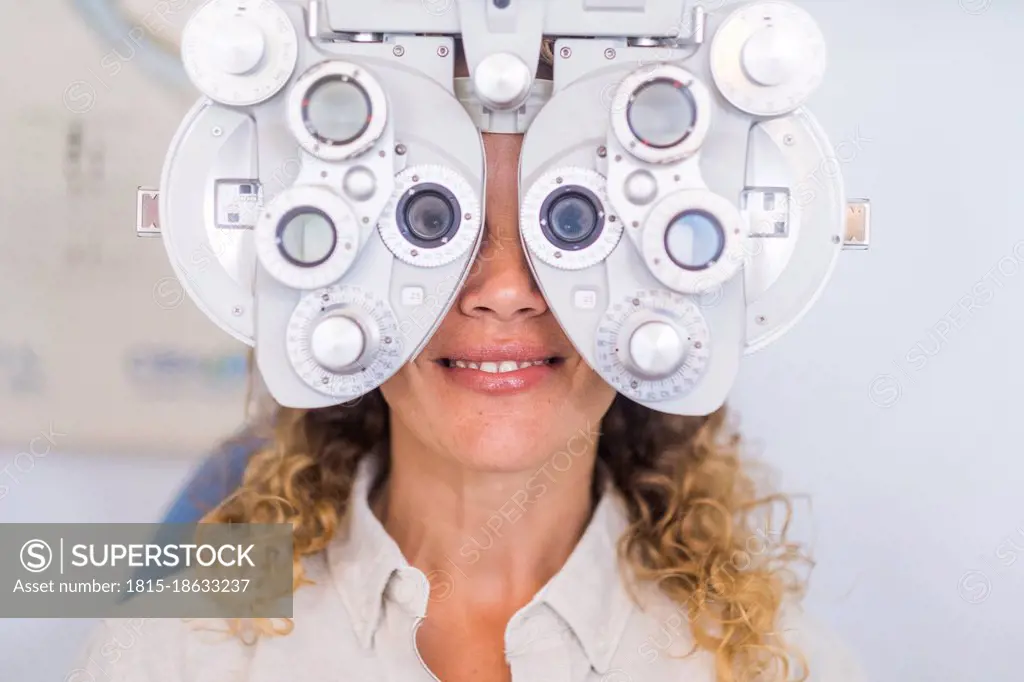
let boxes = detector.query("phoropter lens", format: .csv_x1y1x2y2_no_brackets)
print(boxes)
627,78,697,149
303,76,371,146
277,207,338,267
547,193,599,244
538,185,605,251
404,190,456,242
395,183,462,249
664,210,725,270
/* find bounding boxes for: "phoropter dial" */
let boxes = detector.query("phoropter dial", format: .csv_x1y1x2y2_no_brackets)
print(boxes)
285,285,403,399
595,290,712,403
710,1,827,117
520,167,623,271
287,60,389,162
641,189,746,295
609,64,713,165
255,185,362,290
181,0,299,107
378,165,482,268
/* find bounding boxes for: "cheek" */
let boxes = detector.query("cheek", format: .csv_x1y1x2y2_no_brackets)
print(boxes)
378,362,424,421
576,365,618,421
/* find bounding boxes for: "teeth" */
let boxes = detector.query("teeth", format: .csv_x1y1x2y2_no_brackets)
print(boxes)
448,359,551,372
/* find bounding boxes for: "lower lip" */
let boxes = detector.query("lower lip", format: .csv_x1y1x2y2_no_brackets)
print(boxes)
436,362,559,395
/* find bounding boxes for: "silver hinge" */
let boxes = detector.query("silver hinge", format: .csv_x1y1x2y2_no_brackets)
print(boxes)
136,187,161,237
843,199,871,250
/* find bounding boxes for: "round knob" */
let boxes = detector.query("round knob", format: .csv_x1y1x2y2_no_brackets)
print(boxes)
741,26,800,87
624,170,658,206
472,52,533,109
310,315,366,372
211,16,266,75
181,0,298,107
595,291,711,403
287,285,403,398
626,321,687,378
745,25,798,85
343,166,377,202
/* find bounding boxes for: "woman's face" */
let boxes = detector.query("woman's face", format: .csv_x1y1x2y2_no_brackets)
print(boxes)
380,133,617,472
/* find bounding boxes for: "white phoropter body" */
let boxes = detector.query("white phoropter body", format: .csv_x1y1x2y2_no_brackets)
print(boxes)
143,0,870,415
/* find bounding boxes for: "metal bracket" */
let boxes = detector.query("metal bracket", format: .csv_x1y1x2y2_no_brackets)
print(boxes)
136,187,161,237
629,6,705,48
843,199,871,249
308,0,384,43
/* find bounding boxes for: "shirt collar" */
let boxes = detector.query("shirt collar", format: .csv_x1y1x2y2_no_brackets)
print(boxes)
326,457,636,672
326,456,407,649
537,480,637,673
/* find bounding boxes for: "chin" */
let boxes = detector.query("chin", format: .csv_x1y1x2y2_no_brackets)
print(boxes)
382,352,616,475
446,416,568,473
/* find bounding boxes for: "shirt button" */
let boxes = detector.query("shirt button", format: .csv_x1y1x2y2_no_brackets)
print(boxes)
392,568,427,611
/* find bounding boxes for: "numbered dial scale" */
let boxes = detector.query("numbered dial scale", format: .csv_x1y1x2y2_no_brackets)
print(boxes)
594,290,712,402
286,285,404,398
709,1,827,117
181,0,299,107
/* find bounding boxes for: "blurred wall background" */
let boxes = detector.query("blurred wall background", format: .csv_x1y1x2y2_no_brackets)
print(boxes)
0,1,247,673
2,1,1024,682
0,0,249,457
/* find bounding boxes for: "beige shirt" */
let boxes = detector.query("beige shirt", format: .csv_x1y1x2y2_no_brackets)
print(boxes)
72,461,867,681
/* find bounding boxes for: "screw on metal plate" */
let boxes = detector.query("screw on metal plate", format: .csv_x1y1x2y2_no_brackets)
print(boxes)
843,199,871,250
136,187,161,237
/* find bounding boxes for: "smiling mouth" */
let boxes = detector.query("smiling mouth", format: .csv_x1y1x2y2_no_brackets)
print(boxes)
437,357,563,373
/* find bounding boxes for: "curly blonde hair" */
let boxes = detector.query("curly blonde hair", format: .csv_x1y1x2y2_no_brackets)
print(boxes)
202,381,811,682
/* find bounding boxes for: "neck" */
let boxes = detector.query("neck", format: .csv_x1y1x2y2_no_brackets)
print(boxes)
374,423,599,607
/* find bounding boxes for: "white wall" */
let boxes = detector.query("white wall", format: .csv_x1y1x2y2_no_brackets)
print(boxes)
3,1,1024,681
728,1,1024,680
0,454,196,681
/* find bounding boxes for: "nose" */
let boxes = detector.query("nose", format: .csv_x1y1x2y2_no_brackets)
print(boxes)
458,221,548,323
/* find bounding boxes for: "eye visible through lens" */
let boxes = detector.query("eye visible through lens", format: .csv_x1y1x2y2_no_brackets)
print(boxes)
664,210,725,270
540,186,604,251
627,78,697,149
405,190,456,242
394,182,463,250
548,193,598,244
303,76,372,146
277,208,338,267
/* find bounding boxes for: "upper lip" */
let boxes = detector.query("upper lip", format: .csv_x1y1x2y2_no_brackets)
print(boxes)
433,342,565,363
